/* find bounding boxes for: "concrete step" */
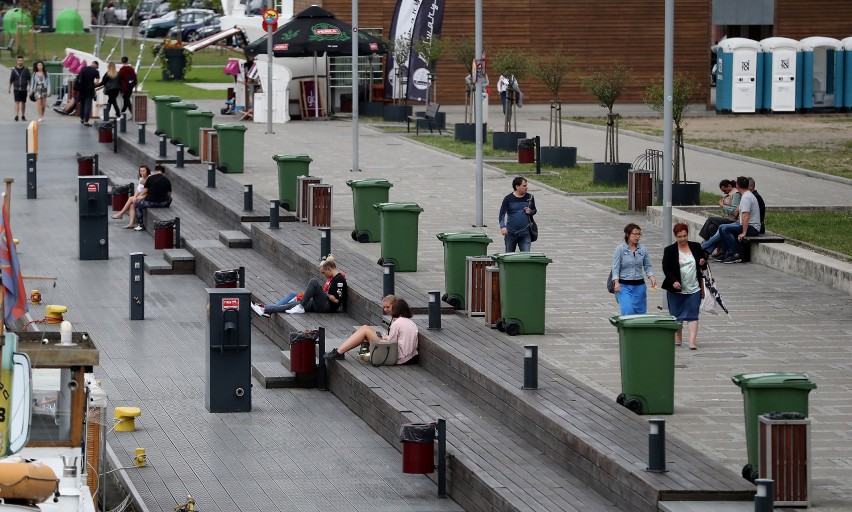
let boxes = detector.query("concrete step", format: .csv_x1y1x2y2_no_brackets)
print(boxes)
163,248,195,274
144,259,172,275
218,230,252,248
250,361,295,388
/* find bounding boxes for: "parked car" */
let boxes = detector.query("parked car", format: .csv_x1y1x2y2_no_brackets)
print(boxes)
138,8,213,38
136,0,169,21
167,12,219,42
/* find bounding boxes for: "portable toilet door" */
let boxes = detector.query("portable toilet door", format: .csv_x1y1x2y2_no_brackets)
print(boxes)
716,38,760,114
759,37,801,113
841,37,852,112
800,36,841,112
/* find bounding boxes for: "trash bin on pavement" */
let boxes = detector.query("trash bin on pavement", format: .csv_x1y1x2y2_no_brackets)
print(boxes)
98,121,114,143
731,372,816,482
273,154,313,210
153,220,175,249
213,269,239,288
185,110,215,155
214,124,248,173
111,184,131,211
399,422,435,474
608,314,681,415
628,169,653,211
152,95,180,136
491,252,552,335
289,330,319,374
517,138,535,163
77,154,95,176
347,179,392,243
374,202,424,272
167,102,198,144
436,232,492,309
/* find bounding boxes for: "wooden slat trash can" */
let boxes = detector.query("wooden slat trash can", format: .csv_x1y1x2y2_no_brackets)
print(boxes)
465,256,492,317
133,93,148,123
200,128,217,163
759,413,811,507
308,184,332,228
297,176,322,221
484,265,501,328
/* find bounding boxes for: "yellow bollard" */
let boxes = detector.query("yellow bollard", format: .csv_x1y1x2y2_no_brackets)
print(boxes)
114,406,142,432
44,305,67,324
133,448,147,467
30,290,42,305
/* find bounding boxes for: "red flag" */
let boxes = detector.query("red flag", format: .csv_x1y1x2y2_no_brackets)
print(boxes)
0,202,27,325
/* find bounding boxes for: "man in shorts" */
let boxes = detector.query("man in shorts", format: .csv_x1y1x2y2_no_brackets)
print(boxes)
8,56,31,121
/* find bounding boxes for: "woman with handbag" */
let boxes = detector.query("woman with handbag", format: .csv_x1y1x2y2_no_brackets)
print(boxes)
498,176,537,252
324,298,419,365
30,60,50,122
611,223,657,315
661,223,706,350
97,62,122,119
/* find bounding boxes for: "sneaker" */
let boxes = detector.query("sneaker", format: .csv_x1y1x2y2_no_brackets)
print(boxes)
323,349,345,361
722,254,742,264
133,225,143,231
286,304,305,314
711,252,728,262
14,116,18,122
21,115,25,121
250,302,270,318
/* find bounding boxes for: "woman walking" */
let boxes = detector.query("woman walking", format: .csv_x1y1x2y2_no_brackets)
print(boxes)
98,62,122,119
611,223,656,315
30,60,50,121
661,223,706,349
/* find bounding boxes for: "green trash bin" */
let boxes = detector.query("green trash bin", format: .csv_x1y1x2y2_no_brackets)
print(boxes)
436,232,493,309
491,252,552,335
152,95,180,136
608,314,681,415
347,179,393,243
374,202,424,272
214,124,249,173
273,154,313,210
731,372,816,482
185,110,215,155
168,102,198,145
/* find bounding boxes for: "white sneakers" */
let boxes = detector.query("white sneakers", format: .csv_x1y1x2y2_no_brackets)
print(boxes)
250,302,266,317
286,304,305,314
133,225,143,231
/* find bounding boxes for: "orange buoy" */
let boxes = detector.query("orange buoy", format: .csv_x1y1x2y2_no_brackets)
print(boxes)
0,458,59,503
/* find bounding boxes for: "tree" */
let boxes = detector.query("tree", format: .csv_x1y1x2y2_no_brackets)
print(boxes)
442,35,480,122
644,72,702,182
389,36,412,105
531,46,573,147
491,47,531,132
581,62,631,164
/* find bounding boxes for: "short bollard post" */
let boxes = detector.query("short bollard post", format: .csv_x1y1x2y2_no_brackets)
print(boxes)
243,184,252,212
119,112,127,133
522,344,538,390
317,327,327,391
320,228,331,261
130,252,144,320
176,144,185,168
647,419,666,473
428,290,441,330
437,419,447,498
207,163,216,188
138,123,146,144
102,106,109,123
26,154,37,199
754,479,774,512
269,200,280,229
238,266,245,288
174,217,181,249
534,135,542,174
113,120,119,153
94,153,100,175
380,262,394,297
159,135,167,158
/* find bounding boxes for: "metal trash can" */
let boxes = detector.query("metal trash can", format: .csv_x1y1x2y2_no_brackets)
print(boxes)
608,314,681,415
289,330,319,374
152,95,180,136
77,154,95,176
272,154,313,210
213,269,238,288
153,220,175,249
98,122,114,143
436,232,492,309
517,138,535,163
400,423,435,474
111,184,131,211
374,202,424,272
347,178,392,243
214,124,248,173
491,252,552,335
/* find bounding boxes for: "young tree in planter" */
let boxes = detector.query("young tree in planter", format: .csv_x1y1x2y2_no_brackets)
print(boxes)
443,35,477,121
389,36,412,106
413,35,447,104
644,72,702,183
580,62,630,165
492,47,530,133
531,46,573,148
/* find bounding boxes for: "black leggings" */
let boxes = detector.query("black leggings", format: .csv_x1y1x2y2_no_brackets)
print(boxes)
121,91,133,113
105,91,120,118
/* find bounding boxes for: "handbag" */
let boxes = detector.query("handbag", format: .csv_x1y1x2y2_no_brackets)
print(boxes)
527,195,538,242
606,271,616,294
29,91,36,102
368,339,398,367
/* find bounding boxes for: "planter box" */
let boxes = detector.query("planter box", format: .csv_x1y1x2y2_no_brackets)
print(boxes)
359,101,384,117
493,131,527,152
657,181,702,206
592,162,631,185
383,105,412,122
454,123,488,143
162,48,186,81
540,146,577,168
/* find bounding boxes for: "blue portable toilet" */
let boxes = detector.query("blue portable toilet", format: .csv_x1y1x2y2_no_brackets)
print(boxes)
716,38,761,114
800,36,841,112
840,37,852,112
759,37,801,113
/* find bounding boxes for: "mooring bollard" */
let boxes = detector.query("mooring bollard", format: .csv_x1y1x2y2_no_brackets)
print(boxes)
119,112,127,133
207,162,216,188
138,123,146,144
130,252,144,320
320,228,331,261
26,154,37,199
176,144,185,168
269,200,280,229
174,217,181,249
522,344,538,390
754,479,774,512
383,262,395,297
159,135,167,158
243,184,252,212
647,418,666,472
428,290,441,330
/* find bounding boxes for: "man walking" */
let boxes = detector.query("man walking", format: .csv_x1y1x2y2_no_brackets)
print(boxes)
701,176,762,264
118,56,137,115
8,56,31,121
75,61,100,126
134,164,172,230
498,177,537,252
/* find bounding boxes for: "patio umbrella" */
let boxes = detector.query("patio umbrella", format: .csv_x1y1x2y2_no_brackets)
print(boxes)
245,5,387,118
702,264,732,319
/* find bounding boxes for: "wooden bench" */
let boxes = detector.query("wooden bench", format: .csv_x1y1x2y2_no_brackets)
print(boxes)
741,233,785,262
406,102,441,135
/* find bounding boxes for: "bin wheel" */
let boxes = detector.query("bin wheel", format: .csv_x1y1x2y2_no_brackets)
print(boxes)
505,320,520,336
377,258,384,266
217,165,228,173
357,232,370,243
616,393,625,406
447,296,462,309
496,318,505,332
625,398,643,414
741,464,756,482
351,230,358,241
187,148,197,156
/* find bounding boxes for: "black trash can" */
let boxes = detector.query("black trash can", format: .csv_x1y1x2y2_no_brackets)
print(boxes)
213,269,239,288
517,138,535,164
153,220,175,249
99,122,115,143
77,154,95,176
400,423,435,474
289,330,319,373
111,184,132,211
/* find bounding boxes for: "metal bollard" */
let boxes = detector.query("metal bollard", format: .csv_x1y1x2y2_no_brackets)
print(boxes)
102,105,109,123
159,135,167,158
174,217,181,249
754,479,774,512
320,228,331,261
176,144,185,168
238,266,245,288
437,419,447,498
207,163,216,188
119,112,127,133
647,419,666,472
317,327,327,391
428,290,441,330
243,184,253,212
130,252,144,320
535,135,541,174
94,153,100,175
26,154,37,199
269,200,280,229
522,344,538,390
138,123,146,144
383,262,395,297
113,120,119,153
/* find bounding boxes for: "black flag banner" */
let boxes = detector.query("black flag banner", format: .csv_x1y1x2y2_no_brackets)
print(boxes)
385,0,445,103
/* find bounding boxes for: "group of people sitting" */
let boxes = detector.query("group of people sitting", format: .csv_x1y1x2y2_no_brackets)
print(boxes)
111,163,173,230
698,176,765,264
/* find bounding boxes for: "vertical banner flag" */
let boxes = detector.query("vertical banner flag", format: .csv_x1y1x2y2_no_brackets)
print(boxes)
0,202,27,326
385,0,445,103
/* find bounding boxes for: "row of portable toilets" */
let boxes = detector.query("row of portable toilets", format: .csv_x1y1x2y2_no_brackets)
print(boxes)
716,36,852,113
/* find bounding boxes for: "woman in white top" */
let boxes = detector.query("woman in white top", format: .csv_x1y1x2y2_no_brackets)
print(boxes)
112,165,150,228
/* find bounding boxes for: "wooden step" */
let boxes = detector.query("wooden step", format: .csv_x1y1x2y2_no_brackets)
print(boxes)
219,230,252,248
163,248,195,274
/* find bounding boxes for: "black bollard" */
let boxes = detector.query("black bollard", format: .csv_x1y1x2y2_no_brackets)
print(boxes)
647,419,666,472
269,200,280,229
119,112,127,133
159,135,167,158
26,153,37,199
320,228,331,261
535,135,541,174
174,217,181,249
176,144,185,168
522,344,538,390
238,266,245,288
113,120,119,154
427,290,441,330
207,163,216,188
93,153,100,175
102,106,109,123
130,252,144,320
383,262,395,297
138,123,146,144
243,184,253,212
437,419,447,498
754,479,774,512
317,327,327,391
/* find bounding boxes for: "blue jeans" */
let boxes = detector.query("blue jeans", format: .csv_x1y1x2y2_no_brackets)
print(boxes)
263,292,297,314
702,223,757,256
504,230,531,252
616,283,648,315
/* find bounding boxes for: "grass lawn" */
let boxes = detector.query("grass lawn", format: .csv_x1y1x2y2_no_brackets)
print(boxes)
589,191,723,212
767,211,852,258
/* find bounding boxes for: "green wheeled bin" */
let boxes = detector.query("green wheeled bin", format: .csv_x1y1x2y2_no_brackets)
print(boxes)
185,110,215,155
214,124,249,173
731,372,816,482
152,95,180,136
168,102,197,145
273,154,312,210
374,203,424,272
608,314,681,415
491,252,552,335
347,179,393,243
436,232,492,309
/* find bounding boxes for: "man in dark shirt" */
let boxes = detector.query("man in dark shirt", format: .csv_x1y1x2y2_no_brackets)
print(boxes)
8,56,31,121
133,164,172,231
748,177,766,234
76,61,100,126
117,56,137,115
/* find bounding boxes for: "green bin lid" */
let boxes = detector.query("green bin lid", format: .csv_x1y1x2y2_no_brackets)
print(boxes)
346,179,392,189
272,154,312,162
436,232,493,244
153,95,181,102
373,202,423,213
608,314,681,329
169,102,198,110
214,124,249,132
491,252,552,265
731,372,817,390
187,110,215,117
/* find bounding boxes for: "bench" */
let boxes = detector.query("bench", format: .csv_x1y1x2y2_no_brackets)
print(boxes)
406,102,441,135
741,233,786,262
0,38,15,58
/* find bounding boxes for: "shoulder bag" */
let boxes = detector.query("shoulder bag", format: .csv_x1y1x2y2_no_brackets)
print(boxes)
527,195,538,242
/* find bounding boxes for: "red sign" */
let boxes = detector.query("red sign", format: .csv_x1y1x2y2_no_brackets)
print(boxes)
86,183,99,193
263,9,278,23
262,20,277,32
314,27,340,36
222,298,240,310
273,43,289,51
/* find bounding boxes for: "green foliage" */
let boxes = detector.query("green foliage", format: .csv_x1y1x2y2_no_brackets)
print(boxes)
491,47,531,81
580,62,631,113
19,0,42,22
152,40,193,79
389,36,411,66
413,35,446,71
442,35,476,69
644,72,702,129
531,46,573,100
